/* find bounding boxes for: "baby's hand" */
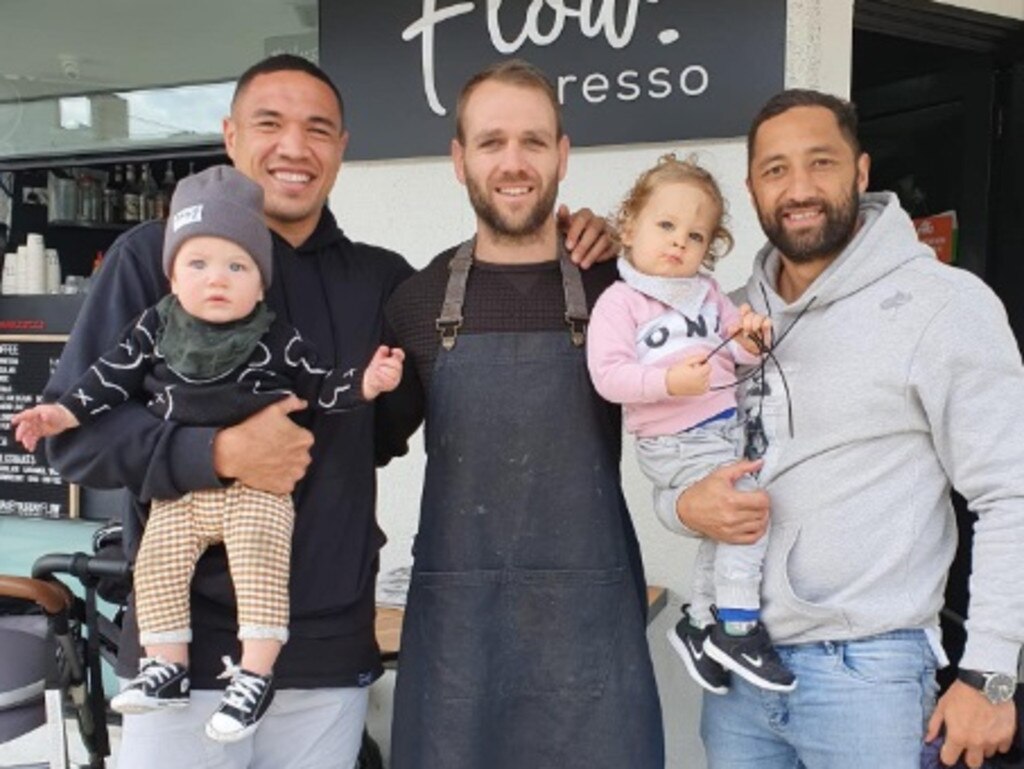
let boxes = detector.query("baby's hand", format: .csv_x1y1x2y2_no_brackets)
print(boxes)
11,404,79,452
729,304,773,356
666,353,711,397
361,346,406,400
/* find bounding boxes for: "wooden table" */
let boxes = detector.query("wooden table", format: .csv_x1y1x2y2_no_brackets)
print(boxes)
376,585,667,660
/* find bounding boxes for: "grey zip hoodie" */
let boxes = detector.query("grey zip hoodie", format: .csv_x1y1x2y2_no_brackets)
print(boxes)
740,191,1024,675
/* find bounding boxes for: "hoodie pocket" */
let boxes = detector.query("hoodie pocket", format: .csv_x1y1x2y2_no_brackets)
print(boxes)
763,524,853,634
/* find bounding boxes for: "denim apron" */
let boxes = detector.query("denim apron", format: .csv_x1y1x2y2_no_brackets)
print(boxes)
391,240,664,769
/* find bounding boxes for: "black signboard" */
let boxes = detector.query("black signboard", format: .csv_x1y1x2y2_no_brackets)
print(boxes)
321,1,786,160
0,335,78,519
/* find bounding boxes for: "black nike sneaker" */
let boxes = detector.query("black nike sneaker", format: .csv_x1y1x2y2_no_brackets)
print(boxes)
666,605,730,695
704,621,797,693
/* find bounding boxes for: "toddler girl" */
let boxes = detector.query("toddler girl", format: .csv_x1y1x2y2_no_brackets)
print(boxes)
588,154,794,694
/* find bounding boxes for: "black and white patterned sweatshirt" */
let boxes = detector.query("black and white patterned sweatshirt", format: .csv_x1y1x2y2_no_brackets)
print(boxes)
58,304,365,428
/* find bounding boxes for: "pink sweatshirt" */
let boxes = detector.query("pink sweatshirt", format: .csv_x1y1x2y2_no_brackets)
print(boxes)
587,278,759,438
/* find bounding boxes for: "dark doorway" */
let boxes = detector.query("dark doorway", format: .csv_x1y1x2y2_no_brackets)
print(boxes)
855,61,994,275
854,1,1024,329
853,0,1024,697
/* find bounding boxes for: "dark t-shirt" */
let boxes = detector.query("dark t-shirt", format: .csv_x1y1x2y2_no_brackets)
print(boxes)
385,247,622,451
387,249,617,381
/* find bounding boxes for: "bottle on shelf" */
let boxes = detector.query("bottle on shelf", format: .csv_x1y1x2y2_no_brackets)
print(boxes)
154,161,176,220
122,164,141,223
103,164,124,224
77,174,99,223
140,164,159,221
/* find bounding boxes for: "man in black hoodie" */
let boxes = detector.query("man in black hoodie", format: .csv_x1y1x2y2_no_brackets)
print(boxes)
45,55,612,769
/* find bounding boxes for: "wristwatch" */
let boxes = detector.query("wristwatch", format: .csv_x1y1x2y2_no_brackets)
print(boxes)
958,669,1017,704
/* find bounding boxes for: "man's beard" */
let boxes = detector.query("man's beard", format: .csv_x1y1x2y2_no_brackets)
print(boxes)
758,181,860,264
467,173,557,242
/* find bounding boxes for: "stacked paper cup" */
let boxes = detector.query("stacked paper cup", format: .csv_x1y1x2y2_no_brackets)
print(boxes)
1,252,16,294
24,233,47,294
45,248,61,293
14,245,29,294
0,235,63,294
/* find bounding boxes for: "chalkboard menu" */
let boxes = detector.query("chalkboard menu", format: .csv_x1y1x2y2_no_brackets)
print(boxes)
0,334,78,519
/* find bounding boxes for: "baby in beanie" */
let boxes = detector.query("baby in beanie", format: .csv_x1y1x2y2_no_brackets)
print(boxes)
13,165,404,743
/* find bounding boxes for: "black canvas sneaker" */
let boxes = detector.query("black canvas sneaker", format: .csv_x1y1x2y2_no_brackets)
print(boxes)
205,657,275,743
666,605,730,695
704,621,797,692
110,657,190,714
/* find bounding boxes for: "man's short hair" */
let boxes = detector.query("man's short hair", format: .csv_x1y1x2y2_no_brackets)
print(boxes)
455,59,563,143
233,54,346,129
747,89,861,162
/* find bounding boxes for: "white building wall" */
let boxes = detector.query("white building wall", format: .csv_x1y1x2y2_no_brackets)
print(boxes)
331,0,1013,765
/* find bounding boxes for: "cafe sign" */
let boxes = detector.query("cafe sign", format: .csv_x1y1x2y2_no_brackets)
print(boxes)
321,0,786,160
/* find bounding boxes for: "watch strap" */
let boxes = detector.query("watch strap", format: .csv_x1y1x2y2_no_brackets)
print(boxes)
958,668,1017,704
957,669,987,690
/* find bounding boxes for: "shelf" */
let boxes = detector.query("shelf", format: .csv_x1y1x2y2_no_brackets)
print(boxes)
46,220,136,231
0,294,87,335
0,144,226,173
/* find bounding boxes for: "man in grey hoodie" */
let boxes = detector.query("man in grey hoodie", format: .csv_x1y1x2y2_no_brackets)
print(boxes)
669,89,1024,769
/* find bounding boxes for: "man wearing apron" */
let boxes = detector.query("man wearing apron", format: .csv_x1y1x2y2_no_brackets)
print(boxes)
386,60,664,769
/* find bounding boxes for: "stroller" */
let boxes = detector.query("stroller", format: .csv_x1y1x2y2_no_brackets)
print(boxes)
0,541,130,769
0,522,386,769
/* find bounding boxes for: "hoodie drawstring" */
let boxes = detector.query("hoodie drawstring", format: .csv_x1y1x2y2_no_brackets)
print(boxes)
705,287,817,442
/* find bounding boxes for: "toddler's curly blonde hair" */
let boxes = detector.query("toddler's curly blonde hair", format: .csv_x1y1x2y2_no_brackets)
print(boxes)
613,153,734,271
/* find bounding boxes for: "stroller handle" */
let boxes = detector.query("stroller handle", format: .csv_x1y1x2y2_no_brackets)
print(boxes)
0,574,72,615
31,552,131,583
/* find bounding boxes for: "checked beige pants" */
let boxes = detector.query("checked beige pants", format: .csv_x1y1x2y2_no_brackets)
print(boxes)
134,484,293,646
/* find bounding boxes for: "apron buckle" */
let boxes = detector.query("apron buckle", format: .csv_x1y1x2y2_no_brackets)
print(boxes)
565,314,587,347
436,318,462,350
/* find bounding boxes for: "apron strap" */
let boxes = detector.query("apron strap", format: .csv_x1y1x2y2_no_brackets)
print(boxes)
559,251,589,347
436,237,590,349
436,240,474,351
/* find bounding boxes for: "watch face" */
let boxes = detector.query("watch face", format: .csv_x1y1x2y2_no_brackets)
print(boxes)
984,673,1017,704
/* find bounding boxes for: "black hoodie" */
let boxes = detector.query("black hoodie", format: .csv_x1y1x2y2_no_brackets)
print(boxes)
45,209,420,688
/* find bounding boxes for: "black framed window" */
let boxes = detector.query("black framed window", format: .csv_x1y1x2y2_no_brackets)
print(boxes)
0,0,318,161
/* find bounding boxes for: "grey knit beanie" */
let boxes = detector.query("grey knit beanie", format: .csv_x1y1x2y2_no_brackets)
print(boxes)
163,165,273,287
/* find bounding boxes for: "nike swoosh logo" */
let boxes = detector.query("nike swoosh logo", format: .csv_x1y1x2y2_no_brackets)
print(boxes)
686,637,705,660
741,653,764,668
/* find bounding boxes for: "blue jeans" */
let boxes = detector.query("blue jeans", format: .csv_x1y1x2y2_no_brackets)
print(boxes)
701,630,939,769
